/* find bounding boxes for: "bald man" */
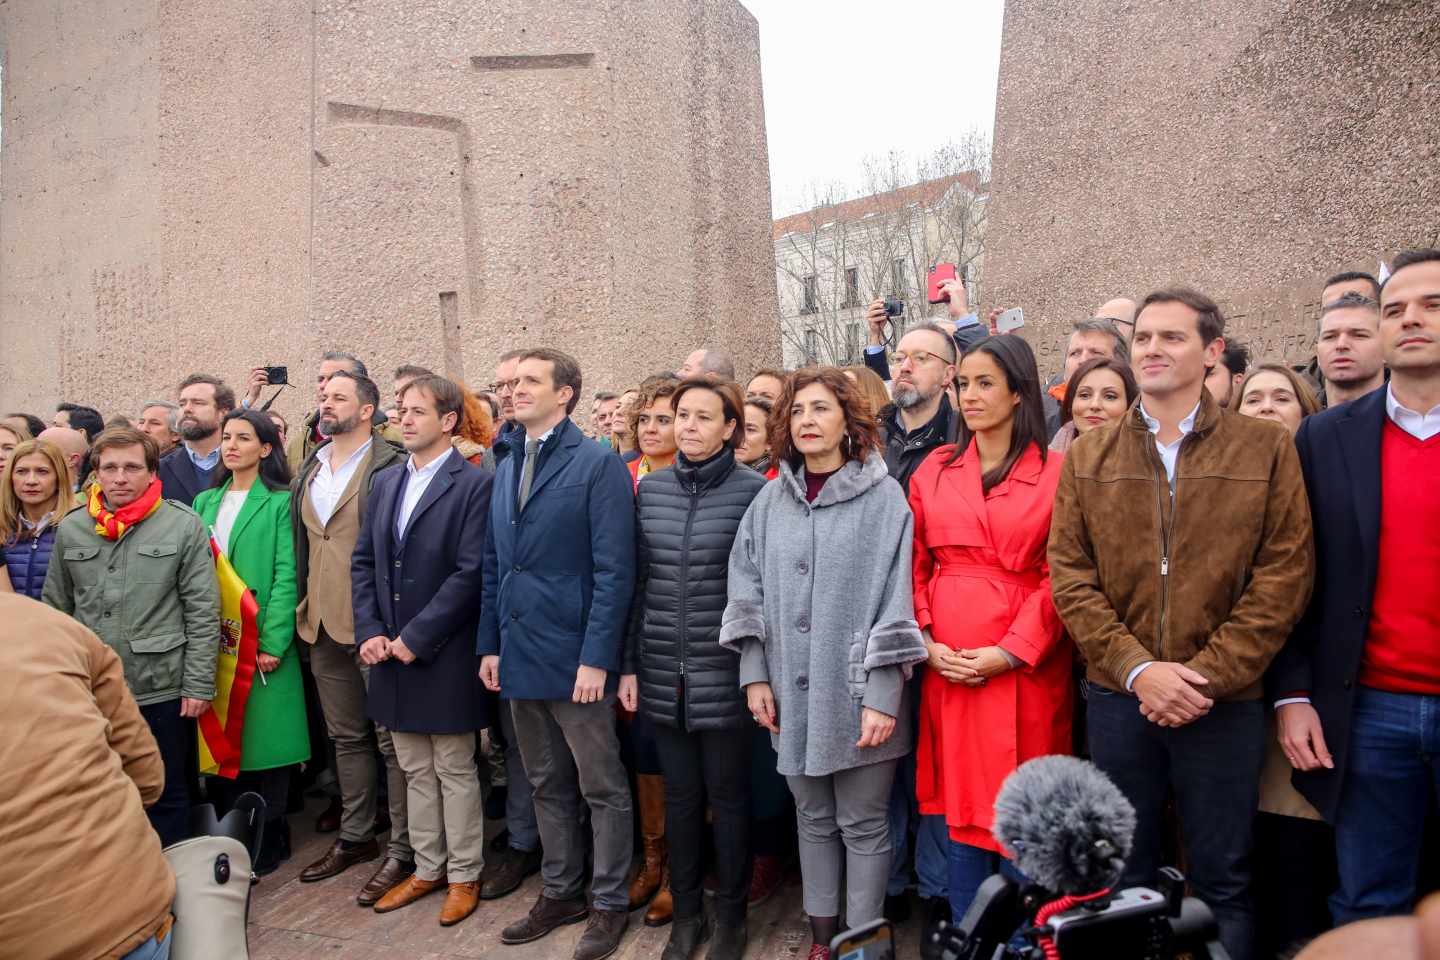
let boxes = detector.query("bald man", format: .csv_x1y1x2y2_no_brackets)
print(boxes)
38,426,89,492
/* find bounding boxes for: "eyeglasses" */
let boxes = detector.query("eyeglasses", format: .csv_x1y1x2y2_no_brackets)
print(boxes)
893,349,953,366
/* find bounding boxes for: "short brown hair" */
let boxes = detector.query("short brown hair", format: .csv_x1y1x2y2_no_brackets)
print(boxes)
177,373,237,413
393,364,436,383
841,365,892,419
670,378,746,451
90,427,160,473
517,348,583,414
747,368,789,388
628,375,681,438
1136,287,1225,344
399,375,466,434
768,367,883,468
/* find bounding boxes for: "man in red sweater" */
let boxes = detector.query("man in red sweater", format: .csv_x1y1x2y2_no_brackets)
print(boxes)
1273,248,1440,924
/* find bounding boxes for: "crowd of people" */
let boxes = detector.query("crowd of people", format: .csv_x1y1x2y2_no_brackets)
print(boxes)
0,248,1436,960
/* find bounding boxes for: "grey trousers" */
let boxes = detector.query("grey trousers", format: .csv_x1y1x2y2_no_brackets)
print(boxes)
787,758,899,923
509,696,633,911
309,629,411,859
392,731,485,883
498,699,541,853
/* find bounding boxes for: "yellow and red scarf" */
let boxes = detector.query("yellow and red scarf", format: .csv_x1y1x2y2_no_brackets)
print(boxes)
87,476,163,540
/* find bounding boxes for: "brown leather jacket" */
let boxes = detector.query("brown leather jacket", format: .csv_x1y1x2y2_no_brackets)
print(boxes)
1047,389,1314,700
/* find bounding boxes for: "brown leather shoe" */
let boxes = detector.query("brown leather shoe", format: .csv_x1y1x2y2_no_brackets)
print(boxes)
374,874,448,913
439,881,480,926
300,839,379,883
356,856,416,906
644,865,673,927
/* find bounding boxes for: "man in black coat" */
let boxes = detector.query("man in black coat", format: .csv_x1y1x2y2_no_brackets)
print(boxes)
158,374,235,504
353,375,493,928
1270,249,1440,924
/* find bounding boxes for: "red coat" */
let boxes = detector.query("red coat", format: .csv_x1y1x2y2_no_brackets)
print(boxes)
909,441,1074,852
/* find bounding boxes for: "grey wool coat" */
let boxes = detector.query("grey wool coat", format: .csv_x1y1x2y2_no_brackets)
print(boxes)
720,454,928,777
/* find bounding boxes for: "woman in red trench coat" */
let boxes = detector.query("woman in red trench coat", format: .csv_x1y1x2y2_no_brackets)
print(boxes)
907,334,1075,921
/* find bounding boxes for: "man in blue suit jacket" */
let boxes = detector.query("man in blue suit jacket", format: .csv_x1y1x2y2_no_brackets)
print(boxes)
1270,249,1440,923
477,348,637,960
353,376,493,927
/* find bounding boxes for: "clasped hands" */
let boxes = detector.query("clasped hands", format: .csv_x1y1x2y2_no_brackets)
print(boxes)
359,635,416,665
928,640,1011,686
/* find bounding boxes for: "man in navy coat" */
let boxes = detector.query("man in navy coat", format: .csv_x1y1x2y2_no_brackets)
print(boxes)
477,348,637,960
1270,249,1440,923
353,375,493,927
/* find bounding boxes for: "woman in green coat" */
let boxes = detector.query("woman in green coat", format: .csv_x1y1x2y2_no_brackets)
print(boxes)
194,409,311,874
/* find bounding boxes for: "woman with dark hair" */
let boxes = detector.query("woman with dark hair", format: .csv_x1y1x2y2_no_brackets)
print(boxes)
193,409,310,874
736,397,777,479
1049,356,1140,453
908,336,1074,921
629,376,681,489
624,377,768,960
722,367,927,960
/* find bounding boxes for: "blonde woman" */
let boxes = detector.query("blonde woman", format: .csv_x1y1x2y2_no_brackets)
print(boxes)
0,439,76,600
0,419,30,476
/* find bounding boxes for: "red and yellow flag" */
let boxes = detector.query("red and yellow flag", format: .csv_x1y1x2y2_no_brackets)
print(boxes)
197,538,260,779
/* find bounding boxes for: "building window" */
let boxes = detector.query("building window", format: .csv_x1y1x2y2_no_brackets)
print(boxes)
801,275,818,315
804,328,820,364
844,267,860,308
891,258,907,295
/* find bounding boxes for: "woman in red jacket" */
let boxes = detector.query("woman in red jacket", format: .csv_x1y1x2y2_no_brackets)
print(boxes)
908,334,1074,921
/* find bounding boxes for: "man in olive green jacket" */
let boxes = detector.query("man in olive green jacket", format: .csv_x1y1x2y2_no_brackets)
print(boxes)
43,427,220,847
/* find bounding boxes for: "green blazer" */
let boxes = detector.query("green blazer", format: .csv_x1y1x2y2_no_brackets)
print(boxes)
194,478,311,771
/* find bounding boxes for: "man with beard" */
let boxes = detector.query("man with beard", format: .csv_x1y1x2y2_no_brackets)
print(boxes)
291,369,417,904
158,374,236,504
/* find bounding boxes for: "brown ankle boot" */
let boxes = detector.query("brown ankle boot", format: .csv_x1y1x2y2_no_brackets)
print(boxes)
644,863,673,927
628,773,666,910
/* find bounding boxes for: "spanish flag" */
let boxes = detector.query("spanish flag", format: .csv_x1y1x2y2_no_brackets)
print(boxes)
198,538,260,779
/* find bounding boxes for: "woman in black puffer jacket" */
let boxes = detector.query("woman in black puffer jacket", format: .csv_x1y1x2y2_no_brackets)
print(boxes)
621,377,767,960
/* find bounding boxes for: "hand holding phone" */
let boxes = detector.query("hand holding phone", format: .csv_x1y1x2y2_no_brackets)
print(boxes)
996,308,1025,333
927,263,959,304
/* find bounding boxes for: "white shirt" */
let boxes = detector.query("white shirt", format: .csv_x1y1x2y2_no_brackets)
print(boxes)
308,438,374,527
396,447,454,538
212,489,248,556
1127,398,1201,692
1386,383,1440,441
1138,399,1201,485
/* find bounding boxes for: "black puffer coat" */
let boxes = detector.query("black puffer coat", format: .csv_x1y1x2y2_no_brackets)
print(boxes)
625,447,768,731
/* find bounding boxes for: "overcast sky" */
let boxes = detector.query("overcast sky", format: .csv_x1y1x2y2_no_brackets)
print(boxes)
739,0,1006,218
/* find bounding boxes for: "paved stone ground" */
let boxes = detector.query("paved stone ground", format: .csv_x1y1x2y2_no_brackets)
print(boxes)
247,796,925,959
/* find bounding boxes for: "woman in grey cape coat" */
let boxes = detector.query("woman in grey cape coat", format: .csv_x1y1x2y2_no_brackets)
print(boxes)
721,366,927,960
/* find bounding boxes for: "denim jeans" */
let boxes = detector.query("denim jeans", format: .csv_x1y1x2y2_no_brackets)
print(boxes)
1086,683,1263,960
119,924,173,960
886,748,950,900
1331,687,1440,924
947,840,1024,922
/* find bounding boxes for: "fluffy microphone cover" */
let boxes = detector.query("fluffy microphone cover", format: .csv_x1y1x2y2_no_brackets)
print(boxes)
992,755,1138,895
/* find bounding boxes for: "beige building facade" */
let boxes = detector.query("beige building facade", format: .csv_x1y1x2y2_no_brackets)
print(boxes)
0,1,779,421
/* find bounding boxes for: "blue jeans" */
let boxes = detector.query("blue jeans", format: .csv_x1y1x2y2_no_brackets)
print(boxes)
948,840,1024,922
1086,683,1263,960
886,749,949,899
1331,687,1440,924
120,923,173,960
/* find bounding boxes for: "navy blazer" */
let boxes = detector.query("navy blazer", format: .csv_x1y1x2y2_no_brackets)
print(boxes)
476,418,636,700
1269,385,1387,821
158,447,214,507
352,449,493,733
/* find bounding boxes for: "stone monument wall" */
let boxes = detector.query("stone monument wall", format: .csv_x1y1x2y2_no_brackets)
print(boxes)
0,0,779,421
984,0,1440,377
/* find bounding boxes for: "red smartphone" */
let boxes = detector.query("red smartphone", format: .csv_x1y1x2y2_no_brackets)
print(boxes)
928,263,959,304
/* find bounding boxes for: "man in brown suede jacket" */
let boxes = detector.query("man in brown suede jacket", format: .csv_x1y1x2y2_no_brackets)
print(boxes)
1048,287,1314,960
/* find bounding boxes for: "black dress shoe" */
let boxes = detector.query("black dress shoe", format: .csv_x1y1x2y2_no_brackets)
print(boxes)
500,892,590,944
357,856,417,906
314,796,343,834
481,845,542,900
885,891,913,925
300,838,379,883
